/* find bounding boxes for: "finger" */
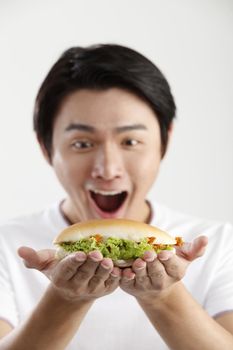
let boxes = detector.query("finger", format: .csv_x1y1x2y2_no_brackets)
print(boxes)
120,268,135,290
89,258,114,283
53,252,87,283
177,236,208,261
121,267,135,279
88,258,115,291
143,250,157,263
132,258,147,282
18,246,55,270
158,252,186,281
157,249,175,262
190,236,208,258
132,258,147,273
111,266,122,278
105,267,121,290
74,250,103,283
18,247,38,268
146,258,166,289
132,258,149,287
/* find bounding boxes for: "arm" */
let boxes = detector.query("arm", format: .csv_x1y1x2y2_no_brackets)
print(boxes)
138,282,233,350
0,247,121,350
0,285,93,350
215,312,233,334
120,236,233,350
0,321,13,339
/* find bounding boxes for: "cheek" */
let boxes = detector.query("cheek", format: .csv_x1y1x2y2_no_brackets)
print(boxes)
127,150,161,183
139,160,160,189
51,151,86,189
134,150,161,177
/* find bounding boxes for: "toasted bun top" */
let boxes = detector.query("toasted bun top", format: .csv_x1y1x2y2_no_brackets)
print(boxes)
54,219,176,245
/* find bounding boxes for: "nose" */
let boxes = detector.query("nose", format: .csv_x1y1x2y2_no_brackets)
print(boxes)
91,143,124,180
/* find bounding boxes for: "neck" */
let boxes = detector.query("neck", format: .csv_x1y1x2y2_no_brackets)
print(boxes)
60,199,80,225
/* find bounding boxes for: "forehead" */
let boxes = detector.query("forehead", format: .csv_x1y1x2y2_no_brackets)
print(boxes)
54,88,159,131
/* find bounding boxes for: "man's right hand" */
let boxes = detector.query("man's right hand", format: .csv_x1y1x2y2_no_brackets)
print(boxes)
18,247,121,302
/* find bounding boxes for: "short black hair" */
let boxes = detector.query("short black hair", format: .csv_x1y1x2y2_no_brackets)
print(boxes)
33,44,176,158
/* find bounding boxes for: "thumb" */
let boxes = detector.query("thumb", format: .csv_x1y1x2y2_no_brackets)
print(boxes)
192,235,208,258
18,246,55,271
177,235,208,261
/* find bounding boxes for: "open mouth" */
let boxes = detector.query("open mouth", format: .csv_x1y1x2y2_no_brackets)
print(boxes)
89,190,128,213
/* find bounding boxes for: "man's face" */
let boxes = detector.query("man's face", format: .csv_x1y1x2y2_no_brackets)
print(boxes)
49,88,165,223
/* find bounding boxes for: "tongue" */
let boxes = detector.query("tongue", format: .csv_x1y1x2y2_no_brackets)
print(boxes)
91,192,126,212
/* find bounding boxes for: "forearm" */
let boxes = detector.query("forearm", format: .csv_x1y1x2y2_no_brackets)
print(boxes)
137,282,233,350
0,284,93,350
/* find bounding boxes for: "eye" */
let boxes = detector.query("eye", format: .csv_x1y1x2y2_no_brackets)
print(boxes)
71,140,94,150
122,139,139,147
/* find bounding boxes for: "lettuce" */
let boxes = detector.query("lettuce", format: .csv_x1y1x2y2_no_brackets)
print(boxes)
60,237,173,260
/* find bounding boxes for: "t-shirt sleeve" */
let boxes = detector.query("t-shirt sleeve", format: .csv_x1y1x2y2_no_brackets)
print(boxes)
0,238,18,327
204,223,233,317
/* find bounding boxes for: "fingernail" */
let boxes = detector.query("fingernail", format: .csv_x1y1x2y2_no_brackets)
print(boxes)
110,272,119,277
89,251,102,262
145,255,156,262
123,275,135,281
101,259,113,270
74,252,86,262
144,251,157,262
122,272,135,281
111,267,121,278
158,256,169,261
135,266,145,271
158,251,173,261
134,263,146,270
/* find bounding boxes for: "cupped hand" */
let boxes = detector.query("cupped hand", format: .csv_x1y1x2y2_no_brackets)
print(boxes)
18,247,121,302
120,235,208,300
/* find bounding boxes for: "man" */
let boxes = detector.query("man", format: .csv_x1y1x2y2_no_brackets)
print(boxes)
0,44,232,349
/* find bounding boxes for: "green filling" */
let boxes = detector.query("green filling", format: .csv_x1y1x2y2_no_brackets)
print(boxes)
59,237,173,260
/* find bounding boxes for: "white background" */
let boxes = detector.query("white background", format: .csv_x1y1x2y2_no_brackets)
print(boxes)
0,0,232,223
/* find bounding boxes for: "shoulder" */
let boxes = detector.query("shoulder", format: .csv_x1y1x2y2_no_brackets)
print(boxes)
0,208,47,236
0,210,44,231
0,201,67,250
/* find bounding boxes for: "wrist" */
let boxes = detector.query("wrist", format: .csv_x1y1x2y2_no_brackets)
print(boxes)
11,283,94,350
47,283,95,309
136,281,183,309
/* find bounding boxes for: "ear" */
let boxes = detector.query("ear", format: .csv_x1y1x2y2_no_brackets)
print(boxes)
37,136,52,165
161,122,174,159
167,122,174,145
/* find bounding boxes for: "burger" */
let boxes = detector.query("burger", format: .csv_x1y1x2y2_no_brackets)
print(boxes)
53,219,183,267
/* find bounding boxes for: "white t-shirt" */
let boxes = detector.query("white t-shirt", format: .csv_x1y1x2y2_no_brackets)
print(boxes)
0,201,233,350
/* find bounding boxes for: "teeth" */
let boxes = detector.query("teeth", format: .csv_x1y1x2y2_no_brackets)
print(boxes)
91,189,124,196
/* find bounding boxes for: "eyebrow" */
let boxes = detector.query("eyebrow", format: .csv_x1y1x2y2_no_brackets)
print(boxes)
65,123,148,133
65,123,95,133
